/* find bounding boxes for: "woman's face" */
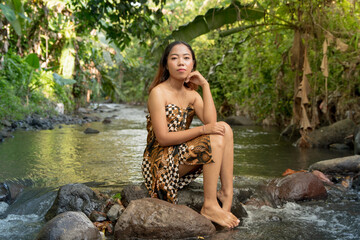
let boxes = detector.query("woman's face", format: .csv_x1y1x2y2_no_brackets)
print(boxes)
166,44,194,81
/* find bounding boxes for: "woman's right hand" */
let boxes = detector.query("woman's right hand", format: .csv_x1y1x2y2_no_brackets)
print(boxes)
203,123,225,136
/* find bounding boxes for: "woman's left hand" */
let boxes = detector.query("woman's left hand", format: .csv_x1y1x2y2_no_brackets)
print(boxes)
185,71,208,87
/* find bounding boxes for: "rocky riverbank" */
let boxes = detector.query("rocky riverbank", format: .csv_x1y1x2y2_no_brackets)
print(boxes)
1,155,347,239
0,105,122,143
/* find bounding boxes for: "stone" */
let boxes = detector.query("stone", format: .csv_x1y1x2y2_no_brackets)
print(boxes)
84,128,100,134
77,107,89,114
1,120,12,127
309,155,360,175
120,183,149,207
45,183,103,221
298,119,356,148
36,211,101,240
0,181,24,203
90,211,107,222
114,198,216,239
121,182,248,220
266,172,327,204
106,204,125,222
102,117,112,124
225,115,255,126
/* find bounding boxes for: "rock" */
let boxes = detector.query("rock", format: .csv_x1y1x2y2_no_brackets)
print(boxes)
225,116,255,126
309,155,360,175
121,182,248,220
0,181,24,203
266,172,327,204
114,198,216,239
267,215,282,222
1,120,12,127
77,107,90,114
45,183,103,221
354,125,360,155
95,105,111,111
106,204,125,222
84,128,100,134
298,119,356,148
36,211,101,240
0,130,13,140
120,183,149,207
102,117,112,124
90,211,107,222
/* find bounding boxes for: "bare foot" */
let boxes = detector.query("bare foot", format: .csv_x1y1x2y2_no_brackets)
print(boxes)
200,204,239,228
217,190,233,212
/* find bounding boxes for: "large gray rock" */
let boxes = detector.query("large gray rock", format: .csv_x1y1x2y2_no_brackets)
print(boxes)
266,172,327,204
114,198,216,239
36,211,101,240
121,182,248,219
225,116,255,126
309,155,360,174
299,119,356,148
45,183,103,221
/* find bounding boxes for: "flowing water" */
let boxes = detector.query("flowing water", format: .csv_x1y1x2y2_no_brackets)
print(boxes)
0,103,358,240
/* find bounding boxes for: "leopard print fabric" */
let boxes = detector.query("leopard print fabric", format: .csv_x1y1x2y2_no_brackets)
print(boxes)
142,104,213,203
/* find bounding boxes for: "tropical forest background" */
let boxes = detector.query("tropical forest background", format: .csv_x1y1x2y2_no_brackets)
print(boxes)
1,0,359,131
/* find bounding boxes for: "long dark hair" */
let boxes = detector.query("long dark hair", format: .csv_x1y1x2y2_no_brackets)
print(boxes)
148,41,197,93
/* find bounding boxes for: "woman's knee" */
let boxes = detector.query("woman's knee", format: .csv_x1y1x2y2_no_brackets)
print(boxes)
219,121,233,139
210,134,225,150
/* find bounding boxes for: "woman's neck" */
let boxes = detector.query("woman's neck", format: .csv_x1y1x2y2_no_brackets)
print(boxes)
167,77,184,91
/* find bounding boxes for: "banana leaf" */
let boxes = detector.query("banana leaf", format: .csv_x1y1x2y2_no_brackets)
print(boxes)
170,1,264,43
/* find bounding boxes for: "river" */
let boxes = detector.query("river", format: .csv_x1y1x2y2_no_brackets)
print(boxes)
0,103,359,239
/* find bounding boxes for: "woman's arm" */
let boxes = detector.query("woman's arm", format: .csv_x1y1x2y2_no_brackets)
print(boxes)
186,71,217,124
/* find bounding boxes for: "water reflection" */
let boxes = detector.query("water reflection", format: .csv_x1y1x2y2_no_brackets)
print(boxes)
0,103,358,240
0,104,354,187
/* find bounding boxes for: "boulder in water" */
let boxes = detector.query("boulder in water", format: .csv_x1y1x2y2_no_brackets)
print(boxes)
114,198,216,239
36,211,101,240
121,182,248,220
45,183,104,221
84,128,100,134
225,115,255,126
267,172,327,204
309,155,360,175
296,119,356,148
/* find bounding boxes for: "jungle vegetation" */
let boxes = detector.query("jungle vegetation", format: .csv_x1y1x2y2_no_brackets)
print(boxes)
1,0,359,134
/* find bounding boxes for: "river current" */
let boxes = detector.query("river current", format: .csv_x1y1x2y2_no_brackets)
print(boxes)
0,103,358,239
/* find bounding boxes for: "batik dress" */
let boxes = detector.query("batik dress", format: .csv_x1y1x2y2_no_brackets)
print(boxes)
142,103,213,203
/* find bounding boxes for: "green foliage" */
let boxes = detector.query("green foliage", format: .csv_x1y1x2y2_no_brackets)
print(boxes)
1,0,359,126
0,51,74,120
0,77,26,120
69,0,165,50
112,192,121,200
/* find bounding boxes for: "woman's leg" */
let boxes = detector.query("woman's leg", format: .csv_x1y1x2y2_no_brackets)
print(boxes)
200,132,239,228
217,122,234,212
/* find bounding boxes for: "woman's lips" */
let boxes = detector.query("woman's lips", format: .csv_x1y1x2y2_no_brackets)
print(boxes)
177,69,186,72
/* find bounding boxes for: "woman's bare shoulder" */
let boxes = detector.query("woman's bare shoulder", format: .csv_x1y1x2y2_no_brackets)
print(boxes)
149,84,166,97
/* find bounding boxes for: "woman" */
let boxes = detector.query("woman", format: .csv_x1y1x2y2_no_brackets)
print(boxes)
142,41,239,228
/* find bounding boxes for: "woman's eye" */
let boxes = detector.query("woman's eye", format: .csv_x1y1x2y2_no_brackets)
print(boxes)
171,57,177,60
